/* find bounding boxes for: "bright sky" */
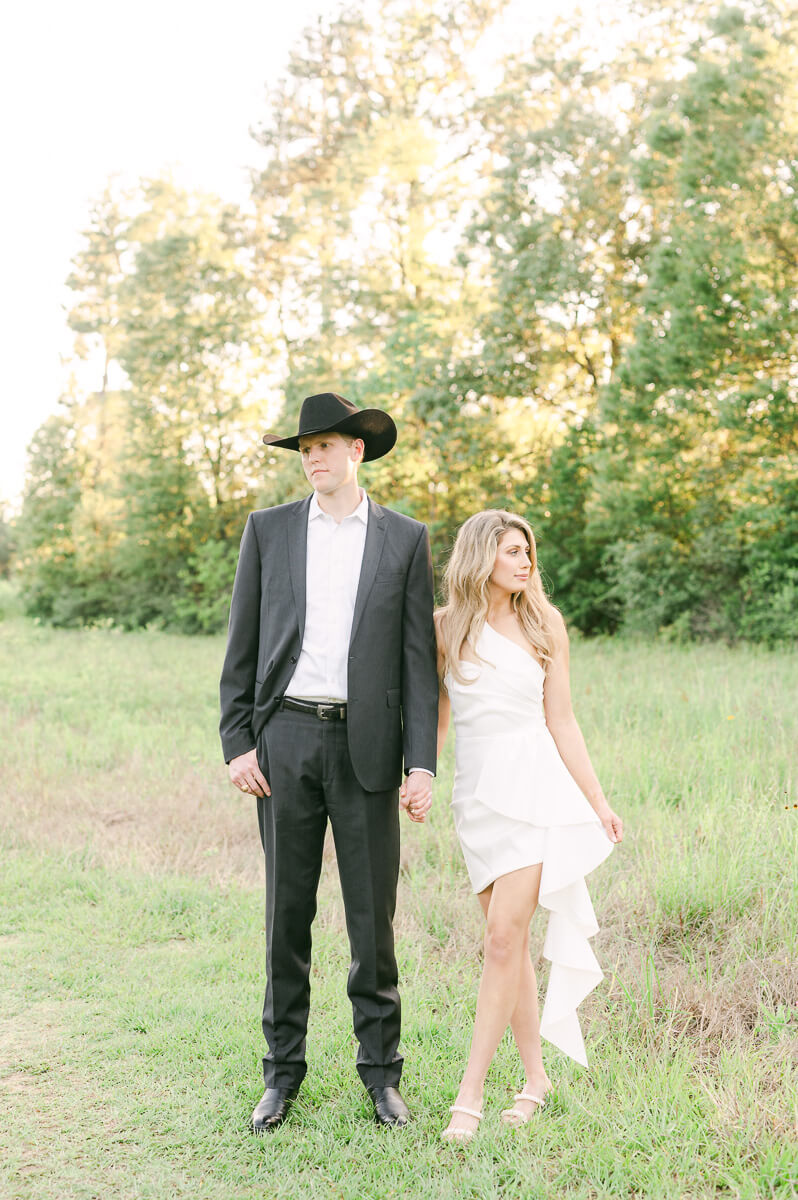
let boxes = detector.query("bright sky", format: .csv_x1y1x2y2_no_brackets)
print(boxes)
0,0,584,509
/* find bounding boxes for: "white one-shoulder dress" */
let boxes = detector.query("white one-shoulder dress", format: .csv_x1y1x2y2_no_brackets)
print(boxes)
446,621,613,1066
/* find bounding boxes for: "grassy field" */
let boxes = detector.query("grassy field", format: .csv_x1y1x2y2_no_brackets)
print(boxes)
0,613,796,1199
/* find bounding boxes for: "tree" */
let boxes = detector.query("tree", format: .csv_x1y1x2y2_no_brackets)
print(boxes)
114,180,269,626
16,412,83,624
247,0,510,559
595,3,798,638
0,507,16,581
18,0,797,641
20,178,271,630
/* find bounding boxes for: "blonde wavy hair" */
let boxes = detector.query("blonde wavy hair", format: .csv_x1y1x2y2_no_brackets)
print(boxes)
438,510,557,685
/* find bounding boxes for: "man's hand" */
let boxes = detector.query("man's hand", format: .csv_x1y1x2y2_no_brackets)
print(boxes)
229,748,270,798
399,771,433,823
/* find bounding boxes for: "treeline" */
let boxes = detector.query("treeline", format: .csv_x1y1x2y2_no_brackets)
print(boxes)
13,0,798,641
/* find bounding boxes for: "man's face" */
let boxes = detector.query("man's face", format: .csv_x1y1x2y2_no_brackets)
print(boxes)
298,432,363,495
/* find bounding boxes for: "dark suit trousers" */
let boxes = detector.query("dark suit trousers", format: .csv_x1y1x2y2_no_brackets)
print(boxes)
256,707,402,1089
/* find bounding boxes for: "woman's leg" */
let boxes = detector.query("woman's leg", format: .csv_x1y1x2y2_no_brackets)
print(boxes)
504,950,551,1116
480,889,551,1116
443,864,542,1136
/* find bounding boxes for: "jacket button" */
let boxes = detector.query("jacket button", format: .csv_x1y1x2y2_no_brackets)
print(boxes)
289,656,297,664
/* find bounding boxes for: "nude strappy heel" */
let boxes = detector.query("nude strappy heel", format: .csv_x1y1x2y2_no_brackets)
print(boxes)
501,1091,546,1125
442,1103,483,1142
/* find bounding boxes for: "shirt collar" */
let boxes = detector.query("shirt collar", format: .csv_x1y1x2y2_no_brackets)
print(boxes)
309,489,369,525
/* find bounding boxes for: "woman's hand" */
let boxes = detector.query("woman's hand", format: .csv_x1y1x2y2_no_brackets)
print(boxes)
597,805,623,844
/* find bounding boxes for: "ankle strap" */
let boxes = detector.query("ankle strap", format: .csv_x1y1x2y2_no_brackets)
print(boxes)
449,1104,482,1119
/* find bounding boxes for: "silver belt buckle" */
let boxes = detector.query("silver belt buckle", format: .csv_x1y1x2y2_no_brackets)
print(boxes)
316,703,333,721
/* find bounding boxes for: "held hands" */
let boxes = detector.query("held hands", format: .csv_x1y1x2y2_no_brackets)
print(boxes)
400,771,433,823
229,748,270,798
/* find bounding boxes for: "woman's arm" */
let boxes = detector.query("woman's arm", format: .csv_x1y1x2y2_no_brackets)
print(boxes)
437,685,451,758
434,610,452,757
543,610,623,844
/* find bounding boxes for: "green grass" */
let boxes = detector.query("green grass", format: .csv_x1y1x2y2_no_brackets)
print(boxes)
0,617,796,1198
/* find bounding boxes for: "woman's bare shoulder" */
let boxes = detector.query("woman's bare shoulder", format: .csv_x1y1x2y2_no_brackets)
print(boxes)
545,602,568,648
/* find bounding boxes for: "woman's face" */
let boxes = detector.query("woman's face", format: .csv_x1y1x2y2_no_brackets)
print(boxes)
490,528,532,595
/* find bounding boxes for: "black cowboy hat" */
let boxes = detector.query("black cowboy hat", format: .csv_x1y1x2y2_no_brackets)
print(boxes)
262,392,397,462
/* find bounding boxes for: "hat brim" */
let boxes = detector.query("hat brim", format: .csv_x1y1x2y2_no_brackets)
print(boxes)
262,409,397,462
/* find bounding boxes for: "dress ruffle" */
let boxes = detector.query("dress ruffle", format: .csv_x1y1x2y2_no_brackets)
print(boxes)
538,822,612,1065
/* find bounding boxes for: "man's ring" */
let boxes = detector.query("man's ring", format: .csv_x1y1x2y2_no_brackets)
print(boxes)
241,783,250,792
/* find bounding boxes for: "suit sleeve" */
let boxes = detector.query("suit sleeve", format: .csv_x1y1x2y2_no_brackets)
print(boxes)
219,514,261,763
400,524,439,775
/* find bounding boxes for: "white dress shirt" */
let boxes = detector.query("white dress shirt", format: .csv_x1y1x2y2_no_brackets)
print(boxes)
287,489,369,702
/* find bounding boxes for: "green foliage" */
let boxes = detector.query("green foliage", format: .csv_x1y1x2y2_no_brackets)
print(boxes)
590,7,798,641
0,508,16,580
172,538,240,634
16,413,84,624
526,424,619,633
16,0,798,641
17,179,267,631
0,580,22,621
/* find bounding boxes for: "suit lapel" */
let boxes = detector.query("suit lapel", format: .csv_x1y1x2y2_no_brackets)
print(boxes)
287,496,311,642
350,497,386,645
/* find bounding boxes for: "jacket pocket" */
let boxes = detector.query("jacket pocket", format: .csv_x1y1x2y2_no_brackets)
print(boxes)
386,688,401,709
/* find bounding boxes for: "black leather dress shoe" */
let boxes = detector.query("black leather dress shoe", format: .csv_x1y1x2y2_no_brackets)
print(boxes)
251,1086,299,1133
368,1085,410,1127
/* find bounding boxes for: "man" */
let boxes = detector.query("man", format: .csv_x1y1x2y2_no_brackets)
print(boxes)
219,392,438,1133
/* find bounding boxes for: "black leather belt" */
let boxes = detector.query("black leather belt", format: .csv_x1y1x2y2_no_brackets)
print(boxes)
280,697,347,721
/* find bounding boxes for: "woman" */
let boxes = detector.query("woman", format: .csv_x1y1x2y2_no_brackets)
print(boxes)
435,510,623,1142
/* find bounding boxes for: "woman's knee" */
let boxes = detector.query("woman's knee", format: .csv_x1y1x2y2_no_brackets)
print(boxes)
483,919,526,966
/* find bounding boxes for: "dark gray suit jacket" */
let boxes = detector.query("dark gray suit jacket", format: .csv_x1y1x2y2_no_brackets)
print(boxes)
219,495,438,792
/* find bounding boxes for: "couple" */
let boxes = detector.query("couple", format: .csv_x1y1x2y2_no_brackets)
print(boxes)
219,392,623,1141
